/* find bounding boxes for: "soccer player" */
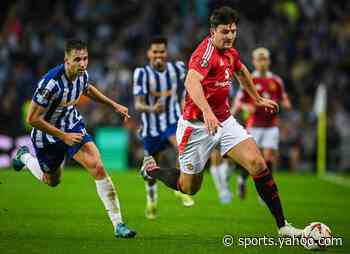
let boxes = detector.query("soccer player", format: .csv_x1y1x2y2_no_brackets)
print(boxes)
232,47,291,199
12,39,136,238
141,7,302,237
133,36,194,219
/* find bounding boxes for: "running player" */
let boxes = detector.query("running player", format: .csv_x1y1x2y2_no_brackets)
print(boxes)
140,7,302,237
133,36,194,219
12,39,136,238
233,47,291,199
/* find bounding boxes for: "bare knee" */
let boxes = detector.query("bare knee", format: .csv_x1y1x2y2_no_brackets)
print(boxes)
179,174,203,195
181,184,200,195
89,160,106,179
46,176,60,187
247,156,267,176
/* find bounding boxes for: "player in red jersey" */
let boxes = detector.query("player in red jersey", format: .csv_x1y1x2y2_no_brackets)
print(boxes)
141,6,302,237
232,47,291,199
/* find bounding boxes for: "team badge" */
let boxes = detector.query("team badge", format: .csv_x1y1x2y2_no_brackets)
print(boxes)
35,88,50,104
186,163,194,171
199,59,209,68
269,82,277,92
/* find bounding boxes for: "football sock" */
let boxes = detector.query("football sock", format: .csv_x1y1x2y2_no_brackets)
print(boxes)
145,181,158,204
218,160,232,194
253,169,285,228
240,166,250,180
210,165,222,194
148,167,180,191
95,176,123,228
21,153,44,181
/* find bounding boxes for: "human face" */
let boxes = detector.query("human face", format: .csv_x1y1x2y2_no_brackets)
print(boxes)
147,43,167,71
64,48,88,78
253,55,270,73
211,23,237,50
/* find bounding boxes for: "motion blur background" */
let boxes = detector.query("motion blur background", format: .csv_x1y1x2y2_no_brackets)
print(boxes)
0,0,349,172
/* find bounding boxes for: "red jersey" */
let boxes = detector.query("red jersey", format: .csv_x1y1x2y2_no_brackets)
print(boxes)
183,36,243,122
237,71,285,128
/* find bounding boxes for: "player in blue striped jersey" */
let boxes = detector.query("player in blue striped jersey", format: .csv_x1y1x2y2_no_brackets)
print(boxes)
133,36,194,219
12,39,136,238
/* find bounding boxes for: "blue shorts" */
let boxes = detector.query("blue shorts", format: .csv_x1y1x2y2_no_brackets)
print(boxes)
143,123,177,156
33,122,93,173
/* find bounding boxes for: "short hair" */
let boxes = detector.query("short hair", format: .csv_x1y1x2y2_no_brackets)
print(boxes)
64,39,87,54
209,6,239,28
252,47,270,59
149,36,168,46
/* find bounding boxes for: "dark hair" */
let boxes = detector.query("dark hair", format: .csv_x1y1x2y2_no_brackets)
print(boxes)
209,6,239,28
64,39,87,54
149,36,168,46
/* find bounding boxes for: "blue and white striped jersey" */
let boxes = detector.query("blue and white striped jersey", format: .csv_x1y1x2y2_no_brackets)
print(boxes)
133,61,185,137
31,64,89,148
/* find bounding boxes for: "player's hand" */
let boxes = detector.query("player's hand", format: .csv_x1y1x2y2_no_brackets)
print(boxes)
62,132,83,146
255,97,279,114
152,100,165,113
203,110,222,136
113,103,130,122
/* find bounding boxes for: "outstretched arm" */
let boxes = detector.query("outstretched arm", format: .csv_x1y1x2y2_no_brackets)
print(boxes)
85,83,130,121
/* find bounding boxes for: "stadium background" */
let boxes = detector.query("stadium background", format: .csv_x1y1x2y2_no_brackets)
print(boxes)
0,0,349,171
0,1,350,254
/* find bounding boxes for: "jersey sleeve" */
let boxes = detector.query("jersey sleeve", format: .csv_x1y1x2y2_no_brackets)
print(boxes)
82,71,89,92
274,75,285,101
32,79,59,108
188,43,214,78
133,68,147,96
231,49,243,72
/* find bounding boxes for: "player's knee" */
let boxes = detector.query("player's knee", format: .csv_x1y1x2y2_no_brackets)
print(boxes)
90,160,106,179
47,178,60,187
180,183,200,195
248,156,267,176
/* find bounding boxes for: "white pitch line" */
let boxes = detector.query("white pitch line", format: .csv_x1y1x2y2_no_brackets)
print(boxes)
320,174,350,188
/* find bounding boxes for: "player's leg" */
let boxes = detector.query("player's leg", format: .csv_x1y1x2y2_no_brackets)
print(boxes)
236,164,249,200
260,127,280,171
226,139,302,236
210,149,232,203
141,118,215,196
13,145,63,187
221,117,302,236
73,141,136,238
168,134,194,206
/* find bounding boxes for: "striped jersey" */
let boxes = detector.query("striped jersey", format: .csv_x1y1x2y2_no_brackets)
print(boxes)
133,61,185,137
31,64,89,148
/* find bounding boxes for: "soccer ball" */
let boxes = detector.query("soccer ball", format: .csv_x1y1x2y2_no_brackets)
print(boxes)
301,222,332,250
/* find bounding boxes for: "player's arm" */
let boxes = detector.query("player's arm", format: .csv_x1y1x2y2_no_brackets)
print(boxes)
185,69,221,135
281,91,292,110
84,83,130,121
134,96,164,113
27,102,82,146
235,64,278,113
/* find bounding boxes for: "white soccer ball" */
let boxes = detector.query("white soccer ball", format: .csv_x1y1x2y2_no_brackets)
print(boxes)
302,222,332,250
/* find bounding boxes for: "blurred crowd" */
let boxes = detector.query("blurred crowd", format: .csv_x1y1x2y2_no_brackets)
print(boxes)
0,0,349,171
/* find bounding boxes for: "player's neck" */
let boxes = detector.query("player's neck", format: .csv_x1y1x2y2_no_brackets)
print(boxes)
257,70,268,77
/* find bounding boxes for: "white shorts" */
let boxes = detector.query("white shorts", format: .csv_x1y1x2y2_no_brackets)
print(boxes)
176,116,251,174
249,127,279,150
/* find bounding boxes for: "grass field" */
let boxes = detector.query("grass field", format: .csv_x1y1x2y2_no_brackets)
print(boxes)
0,168,349,254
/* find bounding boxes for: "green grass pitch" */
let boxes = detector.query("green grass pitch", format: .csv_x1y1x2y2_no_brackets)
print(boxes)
0,168,349,254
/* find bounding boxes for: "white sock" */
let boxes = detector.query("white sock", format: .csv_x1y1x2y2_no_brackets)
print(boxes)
21,153,44,181
210,165,222,195
218,160,232,195
145,182,157,204
95,176,123,228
